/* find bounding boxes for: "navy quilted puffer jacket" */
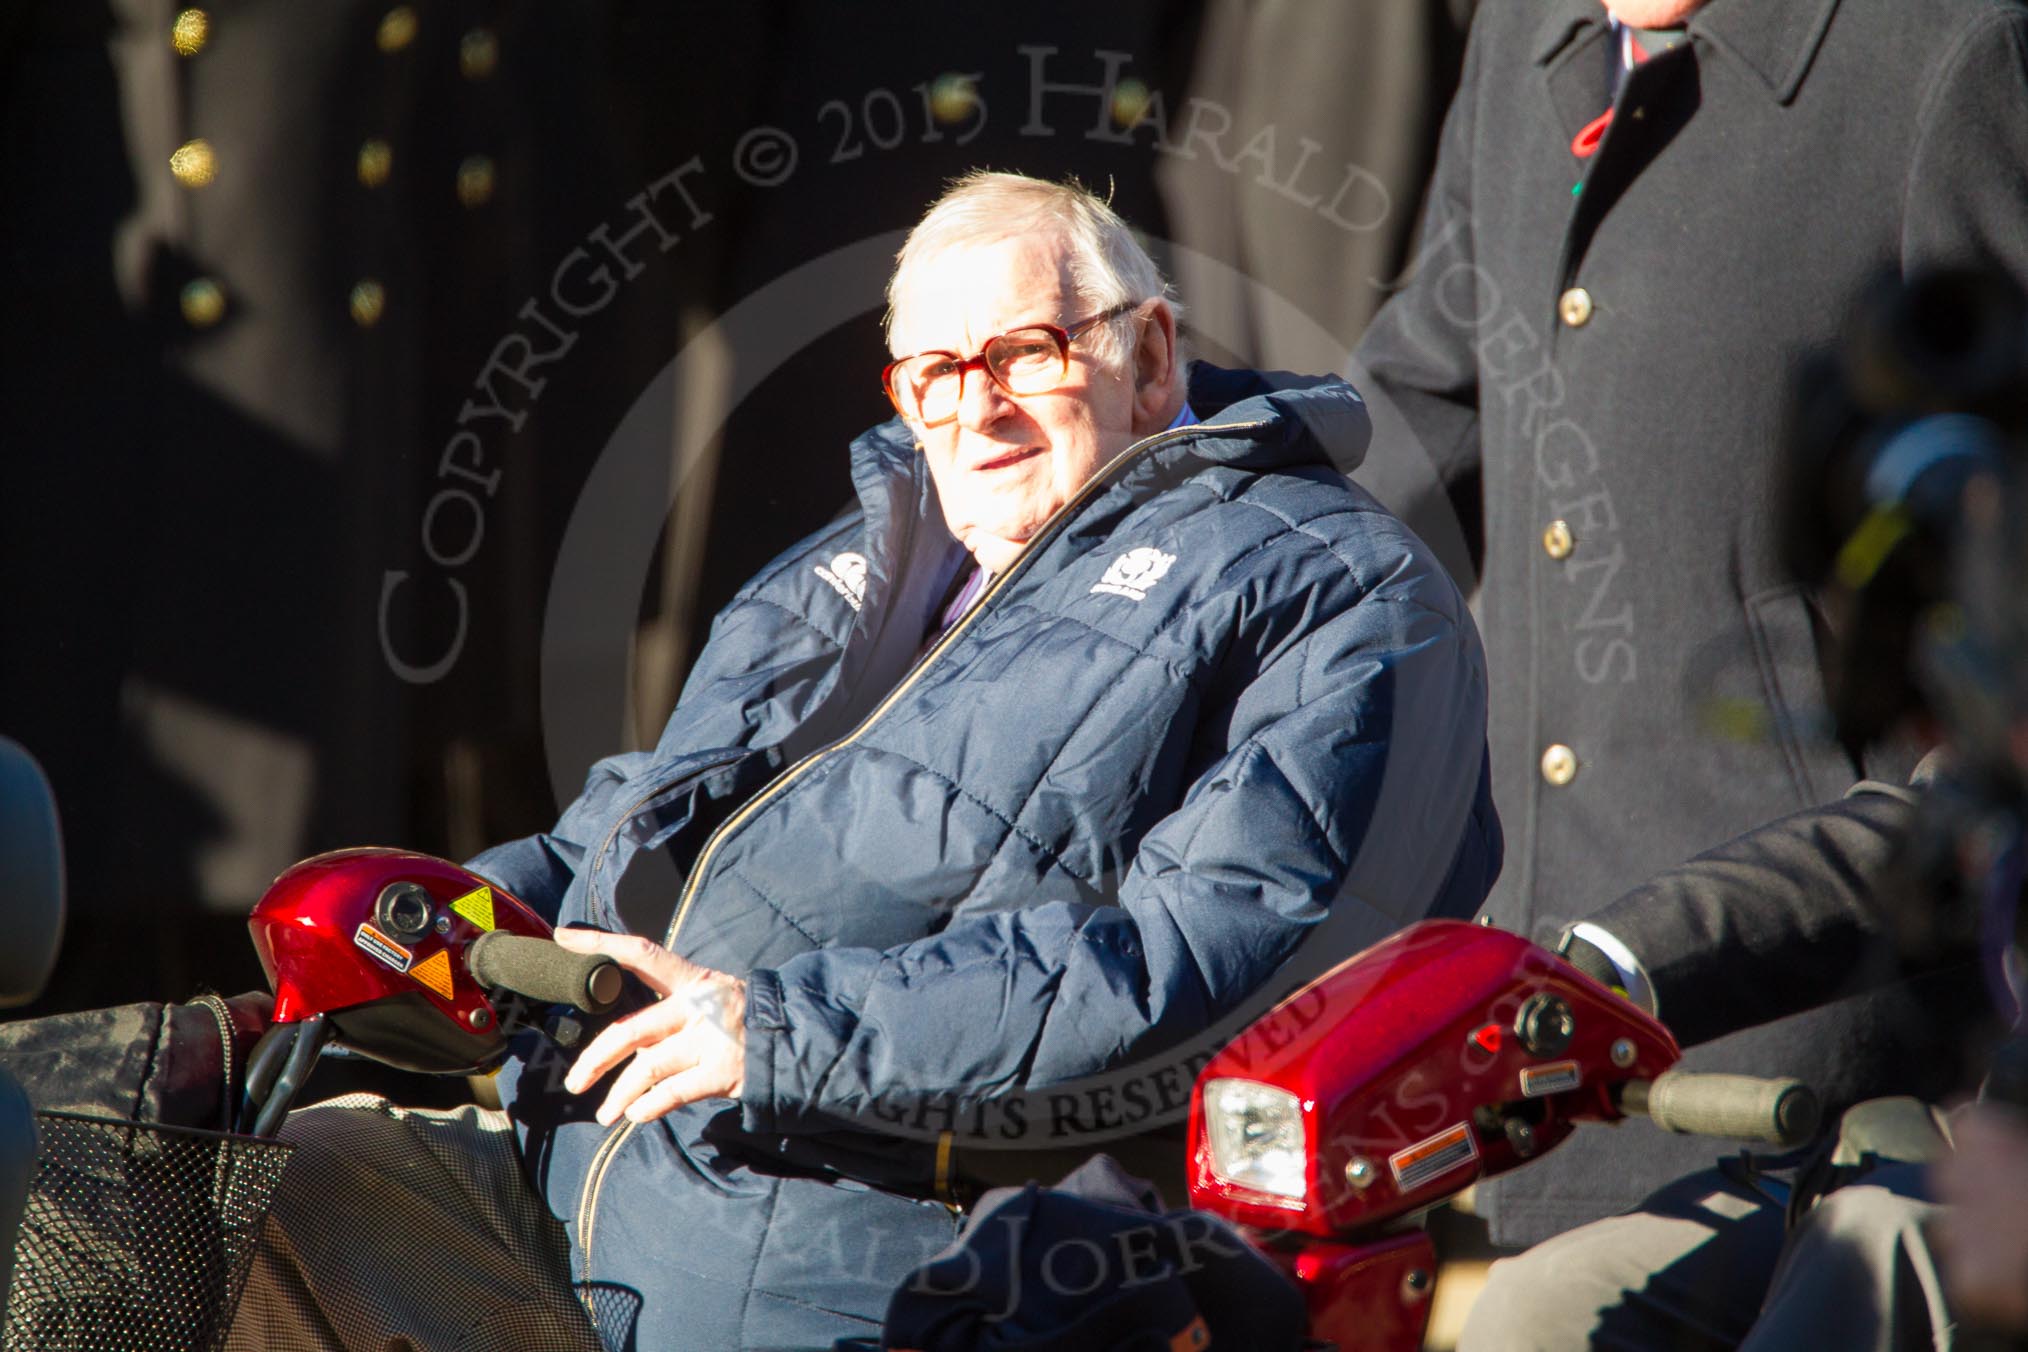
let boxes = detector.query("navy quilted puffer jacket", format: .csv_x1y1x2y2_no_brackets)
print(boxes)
474,365,1500,1348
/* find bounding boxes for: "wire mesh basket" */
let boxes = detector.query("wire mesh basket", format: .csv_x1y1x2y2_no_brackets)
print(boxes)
4,1111,294,1352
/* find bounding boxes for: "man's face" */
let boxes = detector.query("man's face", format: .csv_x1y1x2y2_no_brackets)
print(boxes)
889,233,1140,574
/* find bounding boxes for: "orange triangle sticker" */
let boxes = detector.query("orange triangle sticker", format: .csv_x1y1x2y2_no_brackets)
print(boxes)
410,948,455,1001
450,886,495,931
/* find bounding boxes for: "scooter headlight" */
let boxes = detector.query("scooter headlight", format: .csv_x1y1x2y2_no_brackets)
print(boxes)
1202,1078,1307,1200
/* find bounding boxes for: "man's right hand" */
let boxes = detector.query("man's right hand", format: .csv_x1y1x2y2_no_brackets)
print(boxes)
555,928,748,1126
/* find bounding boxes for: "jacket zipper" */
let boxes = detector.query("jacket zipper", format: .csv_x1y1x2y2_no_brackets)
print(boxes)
569,751,747,1293
573,1117,637,1295
566,791,674,1297
573,416,1266,1273
565,755,740,1294
663,417,1268,953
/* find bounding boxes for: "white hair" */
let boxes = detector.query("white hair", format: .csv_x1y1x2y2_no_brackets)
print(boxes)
885,171,1188,373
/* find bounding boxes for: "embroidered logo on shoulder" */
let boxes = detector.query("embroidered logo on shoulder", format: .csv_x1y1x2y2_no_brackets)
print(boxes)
814,551,867,612
1090,546,1178,602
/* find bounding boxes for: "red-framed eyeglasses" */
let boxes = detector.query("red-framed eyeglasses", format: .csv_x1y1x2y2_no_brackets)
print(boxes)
881,300,1142,429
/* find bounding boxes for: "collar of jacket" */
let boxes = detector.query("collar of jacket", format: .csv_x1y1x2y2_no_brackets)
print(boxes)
1530,0,1841,105
789,366,1368,745
829,365,1367,660
843,364,1373,542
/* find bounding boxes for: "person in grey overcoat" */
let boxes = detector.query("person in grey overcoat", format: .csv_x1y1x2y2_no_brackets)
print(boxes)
1350,0,2028,1251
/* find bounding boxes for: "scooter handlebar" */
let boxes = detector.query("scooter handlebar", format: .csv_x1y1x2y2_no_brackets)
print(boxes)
1617,1071,1821,1147
466,931,623,1015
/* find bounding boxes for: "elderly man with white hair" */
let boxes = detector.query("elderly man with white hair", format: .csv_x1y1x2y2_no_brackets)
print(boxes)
229,170,1499,1352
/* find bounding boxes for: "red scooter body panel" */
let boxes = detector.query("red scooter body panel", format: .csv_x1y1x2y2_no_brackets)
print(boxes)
248,848,553,1070
1281,1230,1435,1352
1187,920,1679,1237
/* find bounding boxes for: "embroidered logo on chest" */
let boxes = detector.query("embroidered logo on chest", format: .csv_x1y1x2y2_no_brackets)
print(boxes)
1090,546,1178,602
814,551,867,611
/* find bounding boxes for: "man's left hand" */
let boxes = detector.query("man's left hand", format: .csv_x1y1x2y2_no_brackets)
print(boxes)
555,928,747,1125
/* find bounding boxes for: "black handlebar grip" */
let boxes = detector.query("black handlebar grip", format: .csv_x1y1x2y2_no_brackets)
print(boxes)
466,932,623,1015
1619,1072,1821,1147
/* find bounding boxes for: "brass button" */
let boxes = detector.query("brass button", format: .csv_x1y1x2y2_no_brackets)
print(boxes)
1558,287,1593,328
1542,520,1575,560
455,155,495,207
1110,78,1152,129
169,138,217,189
357,138,393,188
459,28,499,79
1540,744,1578,787
171,9,210,56
349,279,386,328
179,277,225,328
927,73,979,125
377,6,417,53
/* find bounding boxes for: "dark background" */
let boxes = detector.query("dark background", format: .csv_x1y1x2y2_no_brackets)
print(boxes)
0,0,1475,1014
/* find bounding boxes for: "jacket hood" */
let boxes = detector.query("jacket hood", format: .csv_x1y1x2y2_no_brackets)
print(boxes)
802,368,1374,757
1183,364,1371,476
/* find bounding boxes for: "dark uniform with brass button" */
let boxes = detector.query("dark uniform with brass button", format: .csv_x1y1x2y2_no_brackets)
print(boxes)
3,0,420,1003
0,0,678,1018
1351,0,2028,1244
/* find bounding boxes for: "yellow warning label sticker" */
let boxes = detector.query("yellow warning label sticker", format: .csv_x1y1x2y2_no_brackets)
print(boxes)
410,948,455,1001
449,886,495,932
